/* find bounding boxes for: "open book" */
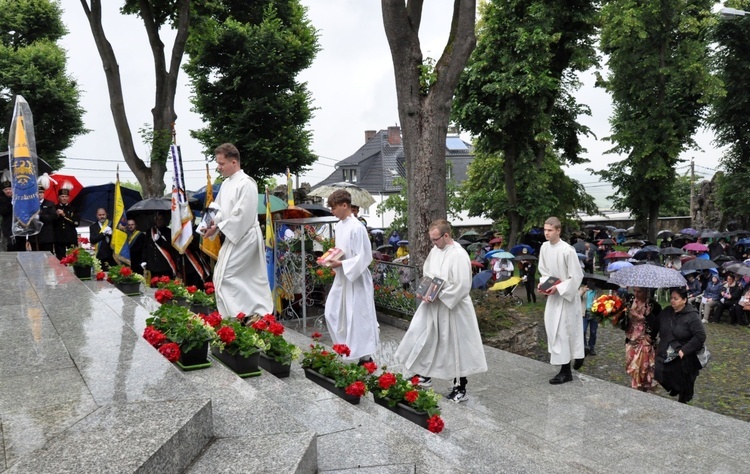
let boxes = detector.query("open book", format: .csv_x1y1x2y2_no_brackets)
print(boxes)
415,276,445,301
539,276,561,292
317,247,344,267
196,207,217,236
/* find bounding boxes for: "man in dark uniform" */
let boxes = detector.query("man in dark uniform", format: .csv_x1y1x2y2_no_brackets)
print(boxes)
90,208,116,268
32,176,57,252
0,172,12,251
145,212,176,279
125,218,145,274
53,183,81,259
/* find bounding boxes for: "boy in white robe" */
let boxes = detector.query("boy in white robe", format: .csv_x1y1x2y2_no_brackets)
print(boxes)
324,190,379,362
538,216,585,384
204,143,273,318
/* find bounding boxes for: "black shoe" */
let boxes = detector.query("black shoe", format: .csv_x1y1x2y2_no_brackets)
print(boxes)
573,358,584,370
588,348,596,356
357,357,373,366
549,372,573,384
584,347,590,356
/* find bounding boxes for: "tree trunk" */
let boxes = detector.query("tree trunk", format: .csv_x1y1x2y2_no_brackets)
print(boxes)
647,202,659,243
503,144,521,247
382,0,476,269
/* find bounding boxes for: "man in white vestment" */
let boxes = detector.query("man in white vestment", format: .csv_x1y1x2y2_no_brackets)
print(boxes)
205,143,273,318
538,216,585,384
396,219,487,403
324,190,379,362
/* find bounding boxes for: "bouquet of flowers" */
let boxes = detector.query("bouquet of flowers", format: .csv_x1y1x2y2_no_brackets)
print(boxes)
107,264,145,284
301,334,369,399
144,303,217,361
249,313,302,364
590,294,625,325
212,313,268,357
60,245,101,270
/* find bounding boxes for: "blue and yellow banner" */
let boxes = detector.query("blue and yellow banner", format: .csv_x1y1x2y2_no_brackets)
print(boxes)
9,96,41,235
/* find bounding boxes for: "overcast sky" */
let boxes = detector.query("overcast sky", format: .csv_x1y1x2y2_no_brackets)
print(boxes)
57,0,720,206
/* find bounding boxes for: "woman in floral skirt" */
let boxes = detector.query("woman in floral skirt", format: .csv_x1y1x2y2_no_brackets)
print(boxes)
622,287,661,391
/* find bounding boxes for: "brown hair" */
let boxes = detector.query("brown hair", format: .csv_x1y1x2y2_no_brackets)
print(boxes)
214,143,240,161
429,219,451,236
327,189,351,208
544,216,562,230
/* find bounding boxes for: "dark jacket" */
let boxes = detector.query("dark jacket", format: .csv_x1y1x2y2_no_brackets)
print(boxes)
54,203,80,246
127,230,145,274
0,193,12,237
654,304,705,362
37,199,57,244
90,221,114,262
146,226,176,276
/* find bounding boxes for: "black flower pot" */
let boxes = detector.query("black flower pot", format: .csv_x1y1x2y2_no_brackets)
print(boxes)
73,265,92,280
259,352,291,378
190,303,214,315
211,347,261,377
373,395,430,429
178,341,210,368
303,368,361,405
115,281,141,295
174,297,190,308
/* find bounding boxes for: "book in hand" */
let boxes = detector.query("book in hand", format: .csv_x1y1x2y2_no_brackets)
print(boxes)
196,207,217,236
416,276,445,301
317,247,344,267
539,276,561,292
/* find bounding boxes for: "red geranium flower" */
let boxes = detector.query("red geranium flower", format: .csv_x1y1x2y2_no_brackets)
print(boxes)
251,319,268,331
119,266,133,277
268,322,284,336
410,376,420,386
186,285,197,294
217,326,236,344
201,312,222,328
143,326,167,347
262,313,276,323
320,350,329,356
150,277,160,287
378,372,397,390
205,287,215,295
427,415,444,434
236,312,247,321
311,332,322,340
158,342,181,362
155,289,174,304
404,390,419,404
332,344,351,357
362,361,377,374
159,276,170,283
78,237,89,244
96,271,106,281
344,380,366,397
204,282,214,290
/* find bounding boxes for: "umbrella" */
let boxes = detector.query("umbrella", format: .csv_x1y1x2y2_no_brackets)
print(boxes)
660,247,684,256
577,253,587,260
735,238,750,246
681,258,719,271
584,224,608,231
613,228,628,233
698,230,722,239
459,230,480,240
573,241,588,253
713,255,734,264
608,264,687,289
457,239,472,247
259,193,287,214
622,239,644,247
582,273,621,291
657,230,674,237
190,184,220,202
680,227,699,236
276,206,313,219
0,151,53,175
467,242,484,252
377,244,394,253
633,245,660,260
683,242,709,252
604,251,631,259
76,183,142,225
723,261,741,272
485,250,514,260
672,236,695,248
370,228,385,235
607,261,633,272
308,182,376,208
510,244,534,255
43,173,83,204
397,240,409,246
730,229,750,236
489,237,503,245
598,238,616,246
127,198,174,216
489,276,522,291
470,260,484,268
472,270,494,289
515,254,538,261
733,266,750,277
297,203,333,217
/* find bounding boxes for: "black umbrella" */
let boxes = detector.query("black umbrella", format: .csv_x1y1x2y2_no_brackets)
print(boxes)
76,183,142,225
0,151,53,175
633,245,660,260
698,229,722,239
515,254,538,261
660,247,684,256
733,266,750,277
598,238,616,246
573,241,587,253
724,262,742,272
681,258,719,272
297,203,333,217
127,197,200,216
622,239,645,247
657,230,675,239
582,273,620,291
457,239,472,247
713,254,734,264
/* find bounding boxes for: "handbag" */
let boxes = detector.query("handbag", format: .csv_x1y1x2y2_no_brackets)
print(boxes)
696,344,711,369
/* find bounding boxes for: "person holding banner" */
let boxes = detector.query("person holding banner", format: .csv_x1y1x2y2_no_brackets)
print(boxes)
204,143,272,318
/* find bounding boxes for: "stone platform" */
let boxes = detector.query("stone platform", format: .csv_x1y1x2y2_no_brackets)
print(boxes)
2,252,750,473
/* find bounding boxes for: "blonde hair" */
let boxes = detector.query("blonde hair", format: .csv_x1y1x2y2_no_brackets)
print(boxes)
429,219,451,236
544,216,562,230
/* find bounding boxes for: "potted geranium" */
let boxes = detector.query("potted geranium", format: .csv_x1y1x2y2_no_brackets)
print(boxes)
107,264,145,295
300,334,369,404
249,313,301,377
187,282,216,315
366,367,444,433
145,303,216,369
210,313,268,377
153,278,190,306
60,240,101,280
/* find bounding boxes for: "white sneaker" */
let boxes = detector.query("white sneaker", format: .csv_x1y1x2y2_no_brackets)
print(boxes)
446,387,468,403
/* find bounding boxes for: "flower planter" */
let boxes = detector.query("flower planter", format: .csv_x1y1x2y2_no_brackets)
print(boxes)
373,395,430,429
211,347,261,378
73,265,92,280
174,297,190,308
115,281,141,296
259,352,291,378
303,367,361,405
190,303,214,315
176,341,211,370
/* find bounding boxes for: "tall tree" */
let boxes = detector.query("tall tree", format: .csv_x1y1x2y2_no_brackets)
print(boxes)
596,0,719,240
382,0,476,268
0,0,86,168
710,1,750,228
80,0,189,198
184,0,319,181
452,0,599,246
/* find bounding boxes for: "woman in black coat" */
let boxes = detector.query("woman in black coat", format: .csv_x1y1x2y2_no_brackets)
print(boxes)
654,287,706,403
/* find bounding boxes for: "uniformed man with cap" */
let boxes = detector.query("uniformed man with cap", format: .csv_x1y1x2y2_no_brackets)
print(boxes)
53,181,81,259
0,171,12,251
31,174,57,252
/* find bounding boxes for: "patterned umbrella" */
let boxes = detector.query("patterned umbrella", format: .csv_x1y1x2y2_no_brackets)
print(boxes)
608,264,687,289
308,182,376,208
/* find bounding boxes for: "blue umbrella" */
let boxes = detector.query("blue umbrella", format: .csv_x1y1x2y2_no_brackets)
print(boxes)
76,183,142,225
472,270,494,289
510,244,534,256
737,238,750,246
607,261,633,272
485,250,514,260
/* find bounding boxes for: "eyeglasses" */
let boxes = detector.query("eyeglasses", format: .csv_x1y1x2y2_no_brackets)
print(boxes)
430,233,446,243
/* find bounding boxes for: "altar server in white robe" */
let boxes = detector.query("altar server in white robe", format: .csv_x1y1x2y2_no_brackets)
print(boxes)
396,219,487,404
205,143,273,318
538,216,585,385
324,189,379,362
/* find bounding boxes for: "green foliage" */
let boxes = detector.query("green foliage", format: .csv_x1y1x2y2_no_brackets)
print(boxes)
184,0,320,181
596,0,720,235
147,304,216,353
0,0,86,169
660,172,700,217
212,318,267,357
418,57,437,96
